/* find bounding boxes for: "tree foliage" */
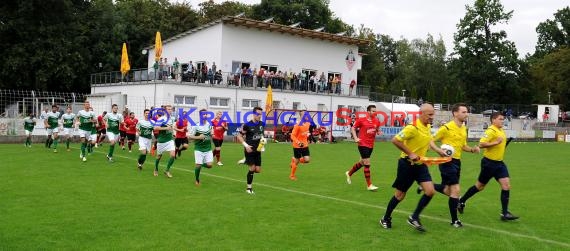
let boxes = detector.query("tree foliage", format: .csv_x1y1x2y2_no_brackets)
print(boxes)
529,48,570,108
452,0,523,104
535,7,570,57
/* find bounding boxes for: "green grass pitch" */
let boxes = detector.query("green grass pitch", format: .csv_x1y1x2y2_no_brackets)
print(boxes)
1,141,569,250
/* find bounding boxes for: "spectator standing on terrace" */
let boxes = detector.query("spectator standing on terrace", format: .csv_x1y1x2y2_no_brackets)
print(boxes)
212,62,217,75
257,67,265,88
172,57,180,81
349,79,356,96
162,58,169,80
215,70,223,85
207,68,213,85
201,63,208,83
319,72,326,93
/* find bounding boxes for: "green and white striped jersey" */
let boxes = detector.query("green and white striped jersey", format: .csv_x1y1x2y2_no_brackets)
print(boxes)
61,113,76,128
46,111,60,128
156,116,176,143
24,117,36,131
190,124,212,152
104,112,123,134
136,120,154,139
77,110,96,131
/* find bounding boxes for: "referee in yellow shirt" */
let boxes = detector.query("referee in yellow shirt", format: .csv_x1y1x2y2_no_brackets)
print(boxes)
430,103,480,227
458,112,519,221
379,103,448,232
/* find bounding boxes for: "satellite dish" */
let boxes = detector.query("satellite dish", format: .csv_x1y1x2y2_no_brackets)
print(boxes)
141,49,148,55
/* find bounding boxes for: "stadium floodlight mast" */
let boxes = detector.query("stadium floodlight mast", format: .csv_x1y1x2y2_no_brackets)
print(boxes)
548,91,551,104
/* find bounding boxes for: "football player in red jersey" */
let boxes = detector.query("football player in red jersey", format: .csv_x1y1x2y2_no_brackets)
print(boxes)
125,112,138,152
174,117,189,158
211,111,228,165
345,105,382,191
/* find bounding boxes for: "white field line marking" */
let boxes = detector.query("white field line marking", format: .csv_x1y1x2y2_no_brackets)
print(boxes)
78,149,570,248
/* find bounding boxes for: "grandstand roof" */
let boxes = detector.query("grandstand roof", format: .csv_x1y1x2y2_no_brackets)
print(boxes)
148,16,369,49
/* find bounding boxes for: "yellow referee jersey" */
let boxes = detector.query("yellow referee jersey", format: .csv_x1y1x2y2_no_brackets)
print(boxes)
434,121,467,159
395,119,433,162
479,125,506,161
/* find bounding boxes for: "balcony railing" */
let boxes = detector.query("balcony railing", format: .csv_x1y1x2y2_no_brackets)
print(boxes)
90,68,370,98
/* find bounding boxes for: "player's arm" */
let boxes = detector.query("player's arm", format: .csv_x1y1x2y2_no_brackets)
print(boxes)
290,125,299,144
44,116,49,128
479,129,502,148
187,127,205,140
153,123,172,131
462,134,480,153
429,140,447,157
351,120,361,142
392,126,418,160
237,125,253,152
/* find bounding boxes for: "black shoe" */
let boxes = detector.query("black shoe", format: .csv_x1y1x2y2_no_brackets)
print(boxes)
416,186,423,194
457,201,465,214
500,212,519,221
380,217,392,229
451,220,463,228
407,216,426,232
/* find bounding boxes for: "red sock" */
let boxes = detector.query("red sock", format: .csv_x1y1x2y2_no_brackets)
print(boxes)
348,162,362,176
299,158,306,164
364,165,371,186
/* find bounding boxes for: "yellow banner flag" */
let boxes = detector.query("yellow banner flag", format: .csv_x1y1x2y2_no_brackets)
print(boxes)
155,31,162,62
265,85,273,116
120,42,130,76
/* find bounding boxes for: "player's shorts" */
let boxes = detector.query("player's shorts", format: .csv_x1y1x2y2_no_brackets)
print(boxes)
106,131,119,142
293,147,310,158
392,158,432,192
138,136,152,151
79,129,91,139
358,146,373,159
89,133,97,142
120,131,127,139
127,133,136,142
25,129,33,136
439,158,461,185
97,128,106,135
194,150,214,164
244,150,262,166
62,127,74,136
478,157,510,184
213,138,224,147
46,128,59,135
157,140,175,155
175,137,189,148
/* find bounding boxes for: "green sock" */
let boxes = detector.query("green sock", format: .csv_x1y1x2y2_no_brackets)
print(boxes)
45,138,49,147
138,154,147,164
166,157,175,171
66,139,70,149
109,145,115,157
53,139,58,148
81,142,86,156
155,159,160,171
26,138,30,146
195,166,201,181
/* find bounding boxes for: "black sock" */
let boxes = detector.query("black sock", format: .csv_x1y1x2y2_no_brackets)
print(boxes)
449,197,459,222
501,190,510,214
247,171,254,185
412,195,433,219
460,185,480,203
384,196,401,219
434,184,445,194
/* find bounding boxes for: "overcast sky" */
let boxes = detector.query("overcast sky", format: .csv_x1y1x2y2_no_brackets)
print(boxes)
185,0,568,56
